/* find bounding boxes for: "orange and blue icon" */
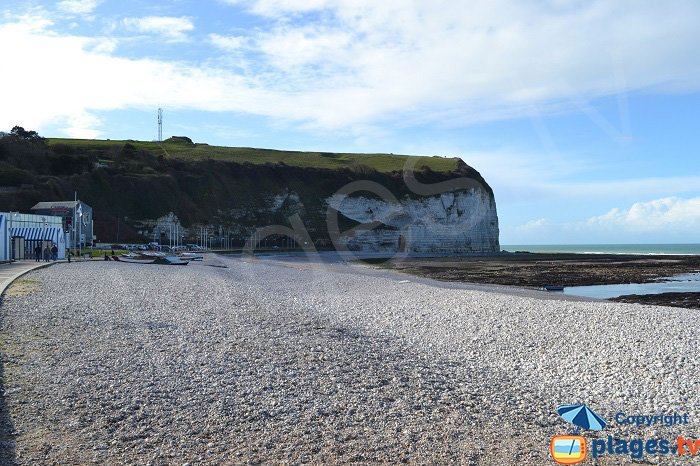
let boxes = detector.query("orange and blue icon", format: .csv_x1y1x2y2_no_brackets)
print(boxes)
550,435,587,464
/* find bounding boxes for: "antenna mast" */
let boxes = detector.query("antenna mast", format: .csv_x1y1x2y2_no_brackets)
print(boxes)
157,108,163,142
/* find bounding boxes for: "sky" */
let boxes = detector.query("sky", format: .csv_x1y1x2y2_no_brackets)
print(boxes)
1,0,699,244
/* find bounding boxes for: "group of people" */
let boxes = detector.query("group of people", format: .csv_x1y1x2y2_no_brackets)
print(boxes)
34,243,59,262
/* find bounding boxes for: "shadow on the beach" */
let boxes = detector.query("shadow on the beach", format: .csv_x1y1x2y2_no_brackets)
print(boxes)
0,297,17,465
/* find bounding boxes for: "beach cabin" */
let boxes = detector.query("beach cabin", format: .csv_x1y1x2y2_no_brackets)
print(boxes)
0,212,67,260
0,213,9,262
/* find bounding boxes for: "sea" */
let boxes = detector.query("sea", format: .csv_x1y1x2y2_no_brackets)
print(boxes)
501,243,700,255
500,244,700,299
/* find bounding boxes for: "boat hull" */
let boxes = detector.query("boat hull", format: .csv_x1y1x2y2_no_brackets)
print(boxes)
114,256,157,264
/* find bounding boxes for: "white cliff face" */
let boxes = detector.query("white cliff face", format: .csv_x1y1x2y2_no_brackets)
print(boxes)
326,189,500,253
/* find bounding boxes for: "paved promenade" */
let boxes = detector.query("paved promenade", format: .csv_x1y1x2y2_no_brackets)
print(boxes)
0,260,63,296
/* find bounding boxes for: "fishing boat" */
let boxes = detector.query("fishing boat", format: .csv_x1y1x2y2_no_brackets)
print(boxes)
113,253,158,264
154,256,189,265
542,284,565,292
179,252,204,261
111,251,189,265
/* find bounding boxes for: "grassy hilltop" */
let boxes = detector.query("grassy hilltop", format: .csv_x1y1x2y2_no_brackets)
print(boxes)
47,136,459,172
1,132,488,244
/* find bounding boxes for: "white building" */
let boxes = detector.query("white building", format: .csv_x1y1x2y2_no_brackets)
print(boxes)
31,200,94,247
0,212,66,261
0,214,8,262
150,212,186,249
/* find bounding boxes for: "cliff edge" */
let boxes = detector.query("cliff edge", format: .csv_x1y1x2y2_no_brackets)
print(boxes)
0,133,500,252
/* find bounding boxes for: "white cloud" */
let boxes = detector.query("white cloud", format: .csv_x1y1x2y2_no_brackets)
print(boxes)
121,16,194,42
2,1,700,135
245,2,700,87
0,16,282,136
87,37,118,54
516,218,551,231
502,197,700,243
212,0,700,129
57,0,102,15
586,197,700,232
4,13,53,33
62,110,103,139
457,150,590,202
256,27,352,70
458,147,700,204
209,33,248,51
223,0,332,16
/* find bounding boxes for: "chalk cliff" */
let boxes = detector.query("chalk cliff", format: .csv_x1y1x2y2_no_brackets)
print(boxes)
326,188,500,253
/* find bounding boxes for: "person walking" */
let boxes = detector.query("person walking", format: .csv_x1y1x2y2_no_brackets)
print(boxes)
51,244,58,261
43,245,51,262
34,244,42,262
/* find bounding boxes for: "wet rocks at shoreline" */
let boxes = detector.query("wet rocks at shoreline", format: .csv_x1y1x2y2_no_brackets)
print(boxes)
610,291,700,309
386,253,700,308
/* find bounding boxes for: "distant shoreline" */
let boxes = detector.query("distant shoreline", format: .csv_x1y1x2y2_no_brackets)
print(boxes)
501,243,700,255
236,250,700,308
369,252,700,309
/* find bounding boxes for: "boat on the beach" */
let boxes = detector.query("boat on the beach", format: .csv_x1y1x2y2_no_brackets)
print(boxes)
542,285,565,292
179,252,204,261
110,251,193,265
154,256,189,265
113,253,159,264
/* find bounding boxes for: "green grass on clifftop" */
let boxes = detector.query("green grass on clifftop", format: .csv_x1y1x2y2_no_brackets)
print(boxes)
47,137,459,173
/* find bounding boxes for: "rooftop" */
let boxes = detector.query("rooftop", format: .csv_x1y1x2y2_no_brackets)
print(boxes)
31,201,86,210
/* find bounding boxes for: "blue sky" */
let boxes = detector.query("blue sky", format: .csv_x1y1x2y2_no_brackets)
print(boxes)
1,0,699,244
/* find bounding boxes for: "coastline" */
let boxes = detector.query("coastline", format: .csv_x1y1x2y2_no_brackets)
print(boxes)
363,252,700,309
501,244,700,255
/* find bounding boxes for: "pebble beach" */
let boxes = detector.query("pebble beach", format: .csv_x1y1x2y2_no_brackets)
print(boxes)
0,255,698,465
